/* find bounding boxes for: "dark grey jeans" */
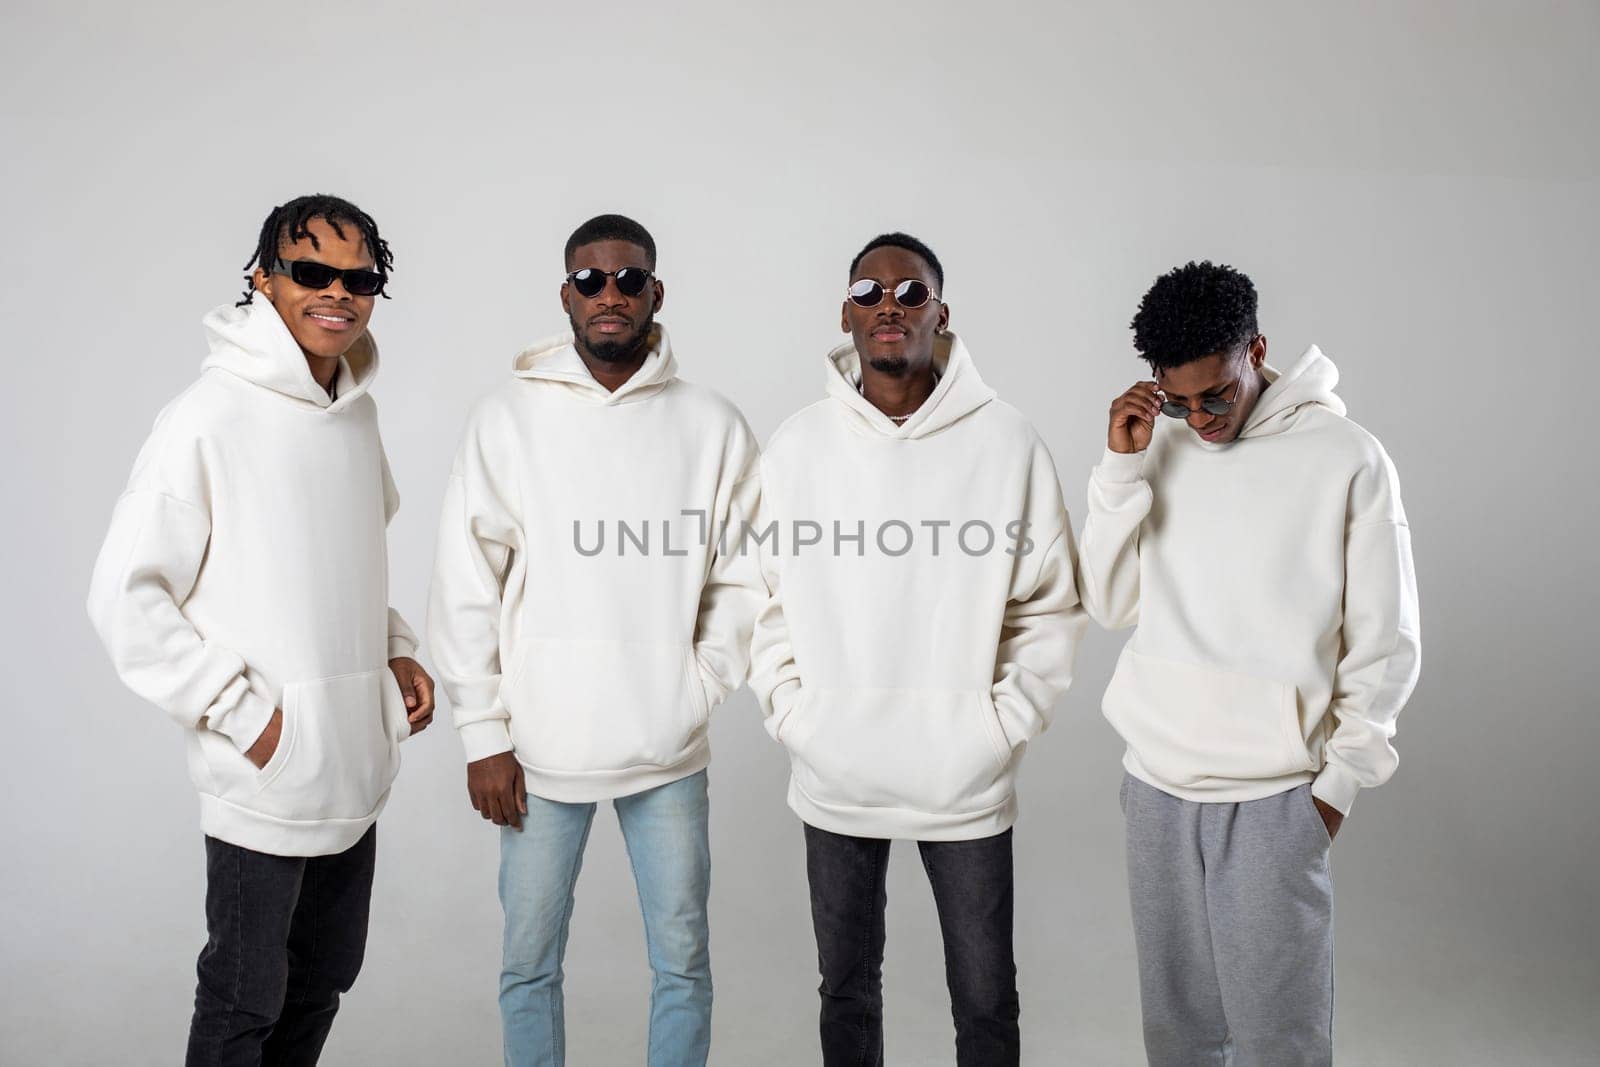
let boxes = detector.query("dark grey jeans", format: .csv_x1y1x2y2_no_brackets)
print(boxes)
803,822,1020,1067
185,825,377,1067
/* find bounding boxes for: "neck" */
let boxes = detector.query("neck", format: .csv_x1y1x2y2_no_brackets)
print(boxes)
304,351,339,394
860,360,936,420
574,339,649,394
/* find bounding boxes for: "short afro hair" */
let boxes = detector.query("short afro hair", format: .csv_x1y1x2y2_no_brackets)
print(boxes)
565,214,656,270
1130,261,1258,370
849,232,944,291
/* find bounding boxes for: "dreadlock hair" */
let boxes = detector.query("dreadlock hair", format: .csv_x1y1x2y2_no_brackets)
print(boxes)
1130,261,1258,371
849,232,945,291
564,214,657,270
237,194,393,307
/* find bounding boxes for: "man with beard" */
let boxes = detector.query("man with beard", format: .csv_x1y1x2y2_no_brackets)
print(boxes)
428,214,763,1065
748,233,1087,1065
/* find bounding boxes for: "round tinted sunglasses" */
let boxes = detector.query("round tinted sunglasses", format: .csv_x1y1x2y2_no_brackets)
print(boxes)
567,266,654,298
847,278,941,309
1160,380,1241,419
272,259,384,296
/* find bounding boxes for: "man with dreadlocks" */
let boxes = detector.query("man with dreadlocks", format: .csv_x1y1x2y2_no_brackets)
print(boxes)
1080,261,1421,1065
87,194,434,1065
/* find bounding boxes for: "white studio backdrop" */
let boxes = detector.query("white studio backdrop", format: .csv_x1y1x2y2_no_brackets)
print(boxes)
2,2,1597,1064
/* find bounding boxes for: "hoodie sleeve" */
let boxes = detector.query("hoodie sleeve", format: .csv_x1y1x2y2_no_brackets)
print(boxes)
86,407,277,753
1077,447,1153,629
690,419,764,711
1312,448,1422,815
427,408,523,764
380,447,420,661
747,455,804,742
990,440,1089,747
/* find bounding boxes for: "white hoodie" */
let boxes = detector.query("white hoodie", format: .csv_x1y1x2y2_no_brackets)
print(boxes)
87,299,419,857
1079,345,1421,814
749,333,1087,841
427,324,762,802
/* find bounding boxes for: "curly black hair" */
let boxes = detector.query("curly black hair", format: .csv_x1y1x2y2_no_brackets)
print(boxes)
1130,261,1258,370
237,194,393,307
849,232,945,291
564,214,657,271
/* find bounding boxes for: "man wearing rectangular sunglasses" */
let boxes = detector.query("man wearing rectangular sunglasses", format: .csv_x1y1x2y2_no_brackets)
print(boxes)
748,232,1086,1066
87,194,434,1065
1080,260,1421,1065
428,214,762,1066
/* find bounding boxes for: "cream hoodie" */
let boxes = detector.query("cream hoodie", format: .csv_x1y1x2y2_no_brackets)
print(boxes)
749,332,1087,840
427,324,762,802
1080,345,1421,814
87,299,419,857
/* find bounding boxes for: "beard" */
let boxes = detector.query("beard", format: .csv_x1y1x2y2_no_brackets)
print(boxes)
867,355,910,374
571,311,654,363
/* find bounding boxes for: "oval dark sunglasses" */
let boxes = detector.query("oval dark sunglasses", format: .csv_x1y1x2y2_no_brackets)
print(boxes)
567,267,654,298
272,259,384,297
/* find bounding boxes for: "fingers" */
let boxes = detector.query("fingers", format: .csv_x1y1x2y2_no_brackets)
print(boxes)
401,664,418,710
510,765,527,828
409,671,435,724
470,784,492,822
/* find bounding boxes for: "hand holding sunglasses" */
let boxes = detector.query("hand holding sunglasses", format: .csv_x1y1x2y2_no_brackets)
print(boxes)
566,266,655,299
846,277,941,309
272,258,385,297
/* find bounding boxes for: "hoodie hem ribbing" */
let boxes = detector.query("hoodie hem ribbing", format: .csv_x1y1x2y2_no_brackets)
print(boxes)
787,778,1018,842
1121,751,1316,805
518,743,710,804
198,791,390,858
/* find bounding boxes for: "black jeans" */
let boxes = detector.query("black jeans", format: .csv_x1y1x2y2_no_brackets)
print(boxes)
803,823,1020,1067
185,825,377,1067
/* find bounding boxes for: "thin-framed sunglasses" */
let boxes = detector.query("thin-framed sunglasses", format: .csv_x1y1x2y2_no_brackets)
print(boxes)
1160,379,1242,419
272,259,384,296
846,278,941,309
567,266,654,298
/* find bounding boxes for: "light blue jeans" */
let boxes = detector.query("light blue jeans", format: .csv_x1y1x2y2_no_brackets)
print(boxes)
498,769,712,1067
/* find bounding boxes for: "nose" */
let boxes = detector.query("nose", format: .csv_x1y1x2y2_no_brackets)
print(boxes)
595,276,632,308
324,277,355,301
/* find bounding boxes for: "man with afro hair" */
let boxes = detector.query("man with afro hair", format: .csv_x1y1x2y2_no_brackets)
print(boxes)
1079,261,1421,1065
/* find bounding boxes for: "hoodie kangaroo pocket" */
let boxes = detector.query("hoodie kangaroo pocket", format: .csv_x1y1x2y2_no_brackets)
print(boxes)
199,669,401,822
1102,649,1313,787
786,688,1010,814
503,638,704,773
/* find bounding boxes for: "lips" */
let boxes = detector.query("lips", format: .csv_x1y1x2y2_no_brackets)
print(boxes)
591,317,631,335
306,308,355,331
871,326,907,342
1199,423,1228,441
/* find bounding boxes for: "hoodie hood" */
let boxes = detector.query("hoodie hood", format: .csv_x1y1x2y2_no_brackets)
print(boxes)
1237,344,1346,440
200,299,377,412
825,331,996,439
512,322,678,405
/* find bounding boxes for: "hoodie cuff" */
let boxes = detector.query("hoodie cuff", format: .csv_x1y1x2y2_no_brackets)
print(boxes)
209,687,279,754
387,633,419,661
457,718,515,764
1095,448,1147,483
1311,762,1362,816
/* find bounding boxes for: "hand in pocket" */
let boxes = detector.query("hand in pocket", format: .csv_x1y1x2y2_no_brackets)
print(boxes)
245,708,284,770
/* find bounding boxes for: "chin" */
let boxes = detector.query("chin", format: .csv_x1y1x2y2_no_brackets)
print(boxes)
867,355,910,374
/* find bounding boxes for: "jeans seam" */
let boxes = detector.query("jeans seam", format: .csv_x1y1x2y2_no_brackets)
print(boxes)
858,843,883,1066
221,844,243,1059
619,814,657,1064
551,806,593,1065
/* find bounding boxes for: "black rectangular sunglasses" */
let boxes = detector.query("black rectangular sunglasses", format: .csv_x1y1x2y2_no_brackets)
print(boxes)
272,258,385,297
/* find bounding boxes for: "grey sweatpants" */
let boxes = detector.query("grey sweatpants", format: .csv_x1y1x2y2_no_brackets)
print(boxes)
1120,772,1334,1066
